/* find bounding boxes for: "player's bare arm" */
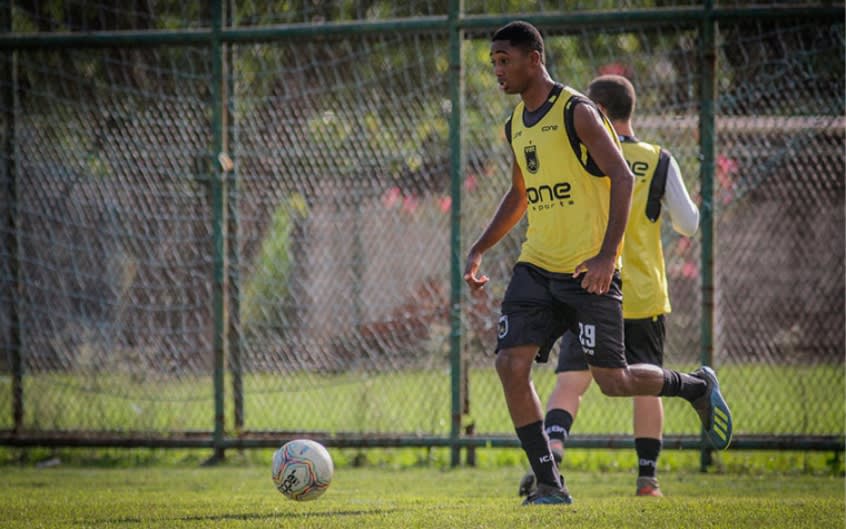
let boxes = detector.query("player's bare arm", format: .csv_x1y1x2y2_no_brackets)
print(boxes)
464,158,528,291
572,103,634,295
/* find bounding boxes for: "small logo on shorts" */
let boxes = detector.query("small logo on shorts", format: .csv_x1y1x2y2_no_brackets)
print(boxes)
497,315,509,339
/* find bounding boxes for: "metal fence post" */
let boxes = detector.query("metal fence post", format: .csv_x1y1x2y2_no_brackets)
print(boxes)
210,0,228,462
699,0,717,472
1,0,21,435
223,0,244,440
448,0,465,467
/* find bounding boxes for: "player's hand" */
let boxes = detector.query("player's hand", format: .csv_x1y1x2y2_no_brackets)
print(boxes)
572,252,616,295
463,250,490,291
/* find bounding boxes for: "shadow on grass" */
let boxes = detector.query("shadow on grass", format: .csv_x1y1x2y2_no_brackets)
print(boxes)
103,509,397,525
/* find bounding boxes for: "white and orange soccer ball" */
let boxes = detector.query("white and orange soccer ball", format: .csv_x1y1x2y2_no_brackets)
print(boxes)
271,439,334,501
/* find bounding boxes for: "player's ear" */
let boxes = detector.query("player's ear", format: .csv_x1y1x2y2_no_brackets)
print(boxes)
529,49,542,67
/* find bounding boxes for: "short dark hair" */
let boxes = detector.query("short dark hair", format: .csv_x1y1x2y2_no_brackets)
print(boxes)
491,21,545,62
587,75,636,121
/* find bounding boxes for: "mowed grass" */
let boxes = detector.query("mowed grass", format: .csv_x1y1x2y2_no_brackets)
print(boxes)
1,463,844,529
2,364,843,436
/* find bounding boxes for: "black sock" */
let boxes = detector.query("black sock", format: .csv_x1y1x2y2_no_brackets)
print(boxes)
635,437,661,478
544,408,573,462
658,368,707,402
516,420,561,489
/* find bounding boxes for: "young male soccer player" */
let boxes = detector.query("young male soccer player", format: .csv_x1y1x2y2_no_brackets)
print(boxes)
463,21,733,506
518,74,702,499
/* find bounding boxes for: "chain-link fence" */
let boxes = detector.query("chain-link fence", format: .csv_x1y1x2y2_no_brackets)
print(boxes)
0,1,843,460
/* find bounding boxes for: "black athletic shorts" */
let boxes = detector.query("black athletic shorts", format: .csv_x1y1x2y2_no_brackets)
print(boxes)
555,314,666,373
496,262,625,368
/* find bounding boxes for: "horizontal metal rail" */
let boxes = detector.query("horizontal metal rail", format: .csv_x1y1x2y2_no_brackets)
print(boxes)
1,430,843,451
0,6,840,49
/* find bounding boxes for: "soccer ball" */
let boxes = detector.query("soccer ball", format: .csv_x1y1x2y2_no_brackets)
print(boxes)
271,439,334,501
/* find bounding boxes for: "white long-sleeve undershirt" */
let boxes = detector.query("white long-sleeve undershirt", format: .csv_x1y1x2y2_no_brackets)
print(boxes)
661,155,699,237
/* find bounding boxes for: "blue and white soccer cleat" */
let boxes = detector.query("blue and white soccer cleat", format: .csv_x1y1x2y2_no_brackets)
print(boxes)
518,449,562,498
522,483,573,506
691,366,733,450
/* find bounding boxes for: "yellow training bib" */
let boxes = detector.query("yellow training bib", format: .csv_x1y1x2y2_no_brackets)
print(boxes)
507,85,622,274
619,138,672,319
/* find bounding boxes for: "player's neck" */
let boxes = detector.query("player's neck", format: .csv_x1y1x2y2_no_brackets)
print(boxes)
613,120,634,137
521,71,555,112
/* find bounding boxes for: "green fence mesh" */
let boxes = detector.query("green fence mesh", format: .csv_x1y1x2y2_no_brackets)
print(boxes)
712,19,845,437
10,2,210,31
230,32,453,434
2,45,215,432
0,2,843,451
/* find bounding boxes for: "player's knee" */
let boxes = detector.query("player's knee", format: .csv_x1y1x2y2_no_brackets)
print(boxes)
597,381,626,397
494,349,531,383
494,350,515,379
592,371,627,396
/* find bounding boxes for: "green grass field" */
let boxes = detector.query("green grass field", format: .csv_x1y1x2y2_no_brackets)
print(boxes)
2,363,843,528
2,459,844,529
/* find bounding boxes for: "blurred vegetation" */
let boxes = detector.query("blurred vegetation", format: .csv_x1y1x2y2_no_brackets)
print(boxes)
241,193,308,340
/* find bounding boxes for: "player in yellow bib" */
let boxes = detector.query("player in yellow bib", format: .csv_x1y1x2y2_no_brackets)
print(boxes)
519,74,702,499
464,22,733,506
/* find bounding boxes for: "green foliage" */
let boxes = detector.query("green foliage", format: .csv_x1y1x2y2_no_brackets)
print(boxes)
241,194,309,339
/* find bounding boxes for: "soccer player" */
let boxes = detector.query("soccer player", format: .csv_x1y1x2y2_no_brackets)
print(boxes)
518,74,701,499
464,21,733,505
